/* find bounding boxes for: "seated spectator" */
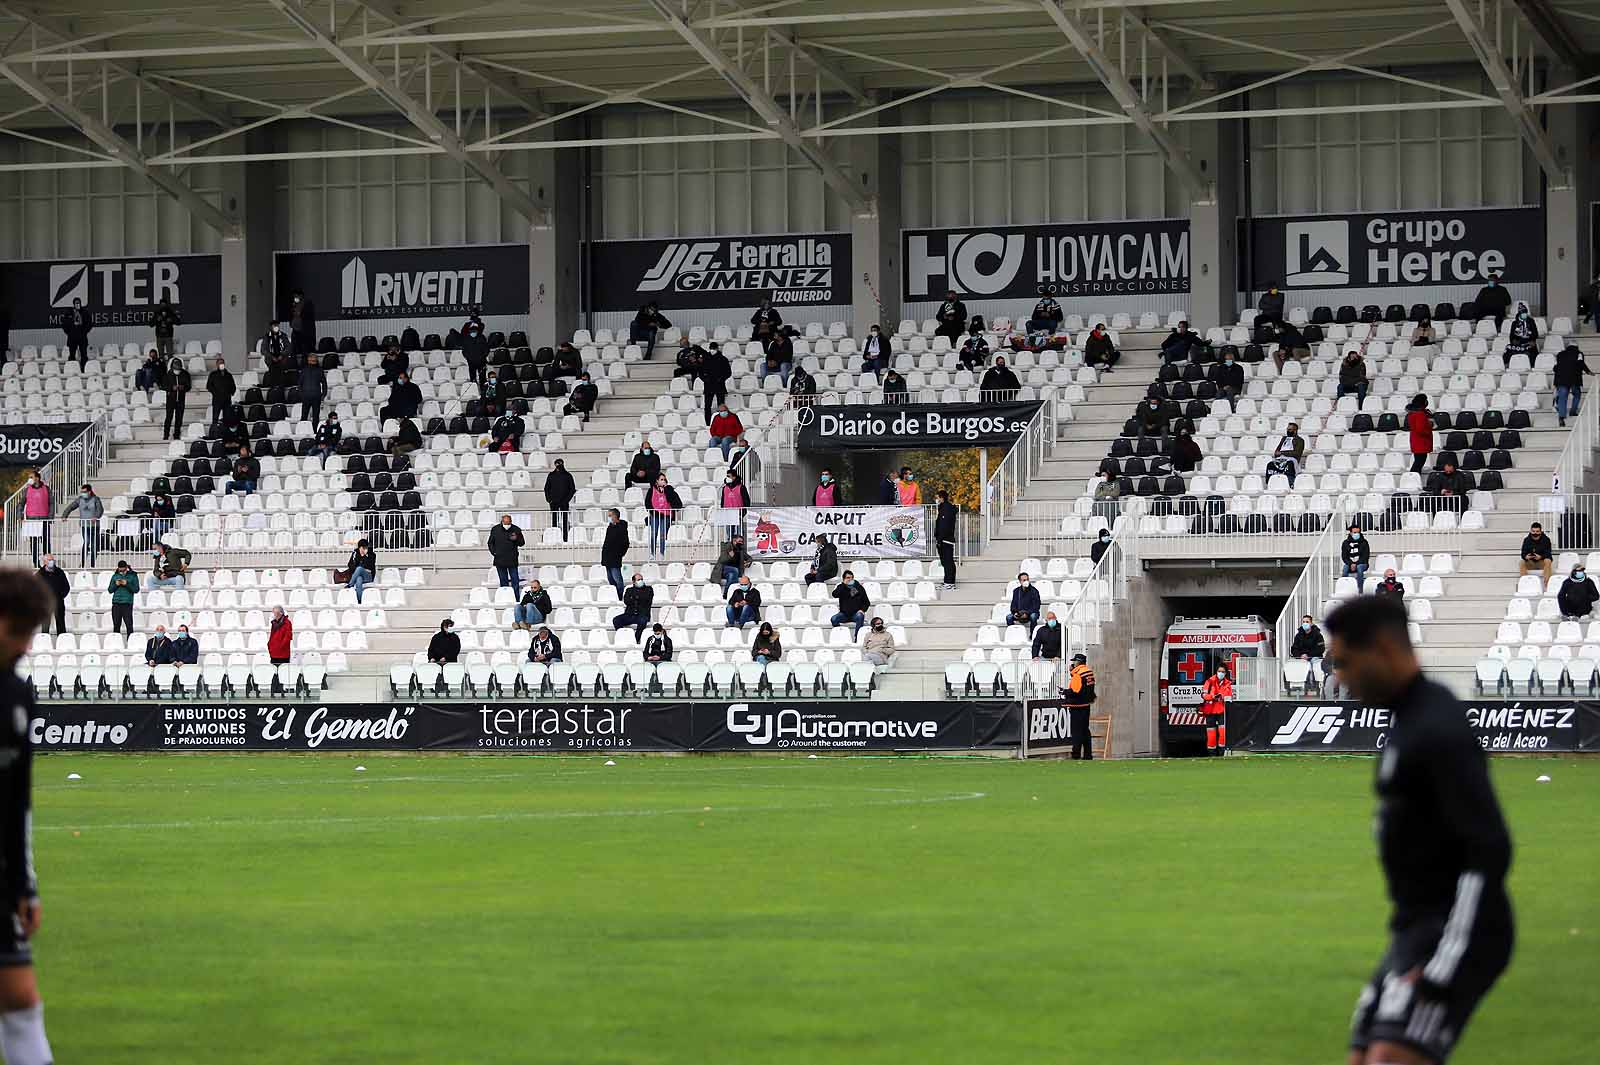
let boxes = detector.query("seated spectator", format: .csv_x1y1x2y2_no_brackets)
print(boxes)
144,625,175,666
751,623,782,665
895,467,921,506
1008,572,1041,632
1504,303,1537,366
377,345,409,385
1266,422,1306,486
308,412,342,469
726,575,761,628
861,324,892,377
379,372,422,422
150,493,176,542
934,291,968,342
628,441,661,486
813,471,838,508
1208,350,1244,411
862,617,896,666
790,363,818,407
1272,321,1311,371
1520,522,1554,582
514,580,552,631
1373,569,1406,598
1171,427,1202,473
135,348,165,395
1337,348,1369,407
479,371,502,417
726,435,754,471
427,620,461,664
718,534,747,594
488,410,525,453
225,444,260,495
544,342,583,381
169,624,199,665
563,372,598,421
882,369,909,405
1340,522,1369,593
750,298,783,342
709,403,744,460
804,533,838,586
758,334,793,387
614,573,654,641
1257,284,1285,328
643,623,673,663
1559,564,1600,618
980,356,1020,401
1475,273,1511,328
1410,317,1436,351
673,338,704,382
1138,396,1169,437
346,539,377,604
1093,470,1120,502
527,626,563,664
1554,343,1593,427
1083,324,1119,370
1290,615,1325,661
391,416,422,456
1426,458,1472,511
217,403,250,451
1161,321,1198,363
1090,528,1112,566
958,326,990,372
1030,611,1062,661
830,570,871,637
1026,287,1063,333
629,300,670,358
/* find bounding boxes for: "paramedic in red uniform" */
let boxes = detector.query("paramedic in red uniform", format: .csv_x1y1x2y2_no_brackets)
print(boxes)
1200,662,1233,755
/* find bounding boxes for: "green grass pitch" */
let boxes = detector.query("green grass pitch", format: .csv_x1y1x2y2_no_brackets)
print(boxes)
31,753,1600,1064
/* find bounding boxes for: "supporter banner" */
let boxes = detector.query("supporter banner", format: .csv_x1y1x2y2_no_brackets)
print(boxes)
588,232,850,312
1245,207,1543,291
902,219,1190,302
274,244,529,322
0,423,92,467
30,699,1020,752
744,506,926,560
0,254,221,330
1229,699,1600,753
796,401,1042,451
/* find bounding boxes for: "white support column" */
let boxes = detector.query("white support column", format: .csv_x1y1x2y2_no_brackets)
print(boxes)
1544,68,1591,321
220,132,276,369
850,97,900,336
1186,108,1239,331
526,128,581,347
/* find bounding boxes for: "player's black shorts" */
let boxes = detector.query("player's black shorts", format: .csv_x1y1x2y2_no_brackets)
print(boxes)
0,913,32,968
1350,922,1512,1063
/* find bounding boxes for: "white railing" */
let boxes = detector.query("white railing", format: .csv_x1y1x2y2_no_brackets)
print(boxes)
1552,383,1600,499
1,418,108,560
1060,529,1134,673
982,399,1059,546
1272,512,1348,677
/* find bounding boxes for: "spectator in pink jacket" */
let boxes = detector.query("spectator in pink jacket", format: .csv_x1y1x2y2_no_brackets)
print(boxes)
22,469,51,566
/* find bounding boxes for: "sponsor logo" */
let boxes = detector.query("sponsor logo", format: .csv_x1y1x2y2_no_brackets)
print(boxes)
1028,705,1071,743
637,238,834,302
725,704,939,748
338,254,485,317
47,259,182,309
907,226,1188,298
1364,216,1505,286
477,704,634,749
907,231,1027,295
0,431,81,463
1286,220,1349,286
1271,704,1347,745
885,513,920,549
815,409,1032,442
48,264,88,308
31,716,132,748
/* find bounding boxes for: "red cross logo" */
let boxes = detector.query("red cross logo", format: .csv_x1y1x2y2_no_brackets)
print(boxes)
1176,653,1206,682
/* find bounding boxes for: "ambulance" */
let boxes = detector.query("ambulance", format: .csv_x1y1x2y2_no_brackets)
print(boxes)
1159,616,1273,755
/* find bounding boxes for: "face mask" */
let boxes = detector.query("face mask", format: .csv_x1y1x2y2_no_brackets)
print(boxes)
845,579,855,587
1047,620,1057,628
642,448,651,455
179,631,188,639
873,624,884,631
1351,533,1361,540
1019,580,1029,587
1216,671,1226,679
443,627,453,634
821,475,831,484
1300,623,1310,631
43,562,53,570
1101,535,1110,543
1579,572,1587,581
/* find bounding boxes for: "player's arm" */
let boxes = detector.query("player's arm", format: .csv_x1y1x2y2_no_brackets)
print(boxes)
0,710,38,936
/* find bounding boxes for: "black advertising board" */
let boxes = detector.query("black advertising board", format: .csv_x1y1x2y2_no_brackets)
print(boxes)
1244,207,1543,291
587,232,850,312
29,699,1020,752
903,219,1190,301
796,401,1043,451
0,254,220,330
1229,700,1600,754
274,244,529,322
0,423,92,467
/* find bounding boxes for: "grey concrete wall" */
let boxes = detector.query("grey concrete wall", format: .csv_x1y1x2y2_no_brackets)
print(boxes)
220,132,274,369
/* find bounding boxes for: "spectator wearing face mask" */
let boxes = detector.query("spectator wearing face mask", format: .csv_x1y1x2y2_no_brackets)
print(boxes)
726,576,761,628
720,471,751,540
545,342,584,382
391,416,423,457
751,623,782,665
933,291,968,344
144,625,175,666
1474,272,1512,329
148,541,190,590
1090,528,1113,566
544,459,576,540
514,581,553,631
629,301,671,359
377,346,410,386
709,404,744,461
61,482,103,567
1341,523,1370,592
161,356,190,441
673,337,705,383
725,434,753,472
170,625,199,665
268,606,293,665
1520,522,1554,581
615,574,654,641
1170,428,1202,473
1083,324,1119,371
980,357,1021,402
345,539,377,604
1405,394,1434,475
564,373,599,422
830,571,871,638
895,468,921,507
958,324,990,373
527,626,563,665
642,475,684,559
487,514,525,591
428,620,461,664
150,493,176,544
1161,321,1199,363
1008,573,1041,633
1092,469,1120,510
861,324,893,377
790,363,818,408
758,332,794,388
699,343,733,424
379,372,422,422
1031,612,1062,661
863,617,897,666
813,469,838,507
205,357,235,425
804,533,837,587
1138,396,1169,438
1373,569,1405,599
488,408,525,454
1266,423,1306,486
601,509,629,600
644,623,673,663
1257,284,1285,328
628,442,661,486
1559,564,1600,619
1504,303,1537,366
1337,348,1369,408
308,412,342,469
34,556,68,635
1272,321,1311,371
935,489,958,590
1026,288,1063,333
1209,351,1244,411
287,291,316,355
62,297,91,368
460,309,489,387
882,369,909,405
750,299,783,342
1290,615,1325,660
1553,344,1593,426
107,560,139,639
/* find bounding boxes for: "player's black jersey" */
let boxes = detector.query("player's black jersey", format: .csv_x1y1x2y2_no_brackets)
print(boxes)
1375,674,1511,986
0,670,36,905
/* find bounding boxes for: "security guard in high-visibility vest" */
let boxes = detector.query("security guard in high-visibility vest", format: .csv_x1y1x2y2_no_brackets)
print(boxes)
1062,653,1096,760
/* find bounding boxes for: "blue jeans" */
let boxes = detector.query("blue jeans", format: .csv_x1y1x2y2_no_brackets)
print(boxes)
726,603,757,627
225,479,256,494
148,574,185,590
349,565,372,603
648,512,671,556
757,360,790,387
711,435,737,460
515,603,544,626
1342,562,1368,592
720,564,741,593
1337,383,1368,407
1557,385,1582,420
606,565,625,599
613,611,649,638
314,444,333,469
755,654,772,665
831,609,866,637
496,565,521,591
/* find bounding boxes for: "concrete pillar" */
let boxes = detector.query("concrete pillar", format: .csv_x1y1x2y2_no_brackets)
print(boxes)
219,131,275,371
526,127,582,347
1186,110,1240,332
849,100,901,334
1544,71,1593,322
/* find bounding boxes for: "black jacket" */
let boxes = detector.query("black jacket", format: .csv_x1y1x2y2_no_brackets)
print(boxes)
622,583,654,616
601,521,629,566
700,350,733,385
169,635,199,665
981,366,1021,395
1554,346,1593,388
1010,584,1041,617
1340,536,1370,568
233,456,261,482
487,523,524,567
1290,626,1326,659
297,363,326,400
544,467,576,508
262,329,290,358
1427,469,1473,496
877,478,897,505
1029,298,1062,327
347,547,378,577
1090,539,1110,565
0,670,36,904
1374,578,1406,599
1258,290,1285,319
527,633,563,662
152,304,179,337
833,581,871,616
936,299,968,327
393,419,422,451
750,307,784,332
727,585,762,618
644,634,673,661
386,381,422,417
1161,329,1197,359
568,381,598,411
520,588,553,617
62,308,89,343
1031,622,1062,659
1559,576,1600,617
628,451,661,484
1085,332,1116,363
206,368,236,401
1276,323,1308,350
427,631,461,663
1474,283,1512,317
144,636,175,665
1209,361,1244,391
1521,533,1553,561
810,541,838,581
1139,402,1168,434
35,566,68,601
316,422,343,450
934,501,957,544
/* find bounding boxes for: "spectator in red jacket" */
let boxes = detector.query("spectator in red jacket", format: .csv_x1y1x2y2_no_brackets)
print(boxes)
709,403,744,461
268,605,293,664
1405,393,1433,475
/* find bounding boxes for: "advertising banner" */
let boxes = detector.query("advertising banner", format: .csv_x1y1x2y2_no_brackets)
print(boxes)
0,254,221,330
796,401,1042,451
744,506,926,560
588,232,850,312
274,244,529,322
902,219,1190,302
29,699,1020,753
1245,207,1543,291
1229,699,1600,753
0,423,92,467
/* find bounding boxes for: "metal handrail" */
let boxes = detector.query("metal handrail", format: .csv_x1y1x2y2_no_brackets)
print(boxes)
2,417,107,560
1552,388,1600,500
982,398,1058,546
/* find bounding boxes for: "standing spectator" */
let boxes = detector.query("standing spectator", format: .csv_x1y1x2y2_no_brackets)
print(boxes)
861,324,892,376
1554,343,1593,426
1025,285,1063,333
1503,304,1537,366
895,467,921,506
1271,320,1311,371
1405,394,1434,475
60,483,102,567
298,353,327,424
562,372,598,422
1090,528,1113,566
544,459,575,541
709,404,744,461
1200,662,1233,755
514,581,552,632
62,298,90,369
758,333,793,387
1558,564,1599,619
288,290,316,356
427,620,461,665
162,356,190,441
813,469,838,507
107,560,139,640
1373,569,1406,598
629,301,671,358
751,623,782,665
134,348,164,396
863,618,897,666
1337,348,1369,407
261,320,291,367
725,575,761,628
1290,615,1326,661
720,470,751,540
151,295,179,358
804,533,838,587
1161,321,1198,362
1084,324,1119,371
1008,572,1041,632
528,627,562,664
225,444,260,495
148,542,190,590
149,493,176,544
958,326,990,373
830,571,871,637
934,290,969,344
877,472,897,505
627,441,661,486
309,412,341,469
644,623,673,663
614,573,654,641
601,508,629,600
143,626,174,666
934,488,958,589
1341,522,1370,592
1209,350,1244,411
717,534,747,594
34,556,67,636
345,539,377,604
980,356,1021,402
1267,423,1306,486
1063,653,1096,760
169,625,199,665
1520,522,1554,582
267,606,293,665
750,298,783,342
379,372,422,422
641,474,683,559
1410,317,1437,352
21,469,50,567
1474,272,1512,329
882,369,909,405
460,309,489,387
1031,612,1062,661
699,342,733,424
1257,284,1285,328
488,514,525,591
205,357,235,426
389,416,422,457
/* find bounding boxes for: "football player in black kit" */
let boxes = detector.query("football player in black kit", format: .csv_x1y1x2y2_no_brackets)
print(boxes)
1324,596,1512,1065
0,570,52,1065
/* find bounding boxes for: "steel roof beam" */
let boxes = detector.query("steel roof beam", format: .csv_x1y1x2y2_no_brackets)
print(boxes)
1442,0,1568,186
